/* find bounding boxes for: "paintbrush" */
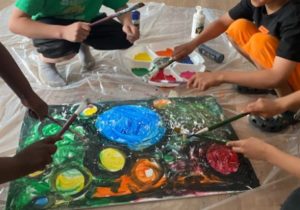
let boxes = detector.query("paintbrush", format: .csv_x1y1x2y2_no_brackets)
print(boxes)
91,2,145,27
188,112,250,137
46,115,85,139
143,57,175,81
57,99,90,137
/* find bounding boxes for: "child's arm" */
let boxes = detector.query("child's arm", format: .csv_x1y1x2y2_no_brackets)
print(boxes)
244,91,300,117
9,8,90,42
187,56,296,91
173,13,234,60
0,136,59,184
0,43,48,120
227,138,300,179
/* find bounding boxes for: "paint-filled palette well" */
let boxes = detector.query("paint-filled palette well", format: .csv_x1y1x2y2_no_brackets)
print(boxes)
7,96,259,210
126,44,205,87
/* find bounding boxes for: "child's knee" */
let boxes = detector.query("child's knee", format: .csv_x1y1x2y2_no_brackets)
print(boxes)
248,33,278,52
227,19,256,36
226,19,258,46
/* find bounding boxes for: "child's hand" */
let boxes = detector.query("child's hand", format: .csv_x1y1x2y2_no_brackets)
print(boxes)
187,72,223,90
21,93,48,121
173,41,197,61
14,135,60,175
227,137,272,161
62,22,91,42
244,98,285,117
122,23,140,43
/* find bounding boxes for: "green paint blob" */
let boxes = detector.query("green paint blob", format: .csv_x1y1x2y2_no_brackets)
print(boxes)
164,154,175,163
72,126,86,136
53,145,84,165
132,68,149,77
42,123,61,136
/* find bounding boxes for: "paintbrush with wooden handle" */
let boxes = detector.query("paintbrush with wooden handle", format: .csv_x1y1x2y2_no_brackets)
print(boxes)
143,57,175,82
91,2,145,27
57,99,90,137
188,112,250,138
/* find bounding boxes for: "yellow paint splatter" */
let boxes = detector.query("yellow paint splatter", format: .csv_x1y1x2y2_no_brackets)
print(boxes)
99,148,126,172
133,52,152,62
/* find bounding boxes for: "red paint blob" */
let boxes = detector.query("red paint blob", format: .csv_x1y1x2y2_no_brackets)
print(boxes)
150,70,176,82
156,48,174,57
180,71,196,80
206,144,240,175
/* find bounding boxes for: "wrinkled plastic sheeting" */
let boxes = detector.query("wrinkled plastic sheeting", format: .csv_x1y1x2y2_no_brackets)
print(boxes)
0,2,300,210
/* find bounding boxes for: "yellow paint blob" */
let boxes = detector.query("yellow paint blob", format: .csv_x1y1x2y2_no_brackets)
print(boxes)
133,52,152,62
153,99,172,109
28,170,44,178
81,105,98,117
55,169,85,196
99,148,126,172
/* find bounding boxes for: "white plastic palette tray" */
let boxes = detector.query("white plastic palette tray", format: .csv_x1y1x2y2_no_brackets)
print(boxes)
126,42,206,87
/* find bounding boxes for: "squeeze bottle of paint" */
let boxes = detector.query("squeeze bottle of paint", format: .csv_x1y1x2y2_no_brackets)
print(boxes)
191,6,205,39
131,10,140,28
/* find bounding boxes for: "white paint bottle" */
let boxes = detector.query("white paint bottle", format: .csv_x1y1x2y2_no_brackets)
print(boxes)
191,6,205,39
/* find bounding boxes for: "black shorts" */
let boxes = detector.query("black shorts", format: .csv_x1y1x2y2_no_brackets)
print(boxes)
33,14,132,58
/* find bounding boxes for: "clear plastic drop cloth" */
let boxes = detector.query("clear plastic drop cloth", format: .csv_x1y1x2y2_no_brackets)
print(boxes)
0,2,299,210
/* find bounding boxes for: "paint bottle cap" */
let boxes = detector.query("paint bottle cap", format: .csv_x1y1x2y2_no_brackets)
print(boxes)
131,10,140,21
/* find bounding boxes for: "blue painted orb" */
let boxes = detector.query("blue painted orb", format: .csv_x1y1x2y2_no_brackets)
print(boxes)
95,105,166,151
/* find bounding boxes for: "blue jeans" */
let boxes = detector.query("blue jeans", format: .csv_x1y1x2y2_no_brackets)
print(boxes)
281,187,300,210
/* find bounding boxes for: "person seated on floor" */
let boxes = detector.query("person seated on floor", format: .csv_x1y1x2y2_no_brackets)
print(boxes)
172,0,300,131
8,0,140,87
0,42,60,184
227,91,300,210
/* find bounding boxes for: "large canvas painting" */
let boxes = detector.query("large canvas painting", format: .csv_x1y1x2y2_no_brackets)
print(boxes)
6,96,260,210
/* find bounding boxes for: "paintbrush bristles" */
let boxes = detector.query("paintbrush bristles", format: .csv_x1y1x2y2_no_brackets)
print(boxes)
57,99,89,137
75,99,89,115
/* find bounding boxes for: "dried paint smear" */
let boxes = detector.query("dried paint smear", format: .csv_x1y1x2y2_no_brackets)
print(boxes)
6,96,259,210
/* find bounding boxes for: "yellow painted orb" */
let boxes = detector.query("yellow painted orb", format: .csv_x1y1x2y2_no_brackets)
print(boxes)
55,169,85,196
99,148,126,172
81,105,98,117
